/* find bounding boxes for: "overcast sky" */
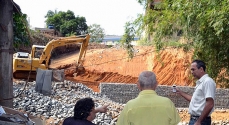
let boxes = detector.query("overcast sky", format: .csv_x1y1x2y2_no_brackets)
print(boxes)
13,0,145,35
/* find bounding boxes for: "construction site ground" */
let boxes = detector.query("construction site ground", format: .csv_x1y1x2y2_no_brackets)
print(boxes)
47,44,229,123
11,43,228,124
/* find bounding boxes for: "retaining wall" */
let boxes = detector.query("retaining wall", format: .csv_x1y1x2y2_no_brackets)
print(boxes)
100,83,229,108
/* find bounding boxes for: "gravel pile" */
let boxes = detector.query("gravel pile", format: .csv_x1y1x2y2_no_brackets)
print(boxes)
13,80,124,125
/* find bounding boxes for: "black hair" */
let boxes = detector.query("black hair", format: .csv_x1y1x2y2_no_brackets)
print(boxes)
192,59,206,71
73,97,95,120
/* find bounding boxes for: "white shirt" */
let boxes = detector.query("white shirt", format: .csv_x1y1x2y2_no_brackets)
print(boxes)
188,74,216,116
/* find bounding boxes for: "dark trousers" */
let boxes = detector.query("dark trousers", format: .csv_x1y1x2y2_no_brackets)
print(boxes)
189,116,211,125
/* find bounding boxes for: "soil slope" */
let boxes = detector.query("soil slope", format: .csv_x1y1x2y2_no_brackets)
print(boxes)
52,45,194,92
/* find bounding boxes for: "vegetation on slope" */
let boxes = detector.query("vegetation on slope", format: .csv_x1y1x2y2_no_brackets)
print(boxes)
126,0,229,87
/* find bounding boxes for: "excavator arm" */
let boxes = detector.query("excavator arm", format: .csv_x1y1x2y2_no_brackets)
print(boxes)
39,34,90,68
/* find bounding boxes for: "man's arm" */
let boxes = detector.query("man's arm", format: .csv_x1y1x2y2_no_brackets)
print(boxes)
175,88,192,102
195,98,214,125
95,104,109,113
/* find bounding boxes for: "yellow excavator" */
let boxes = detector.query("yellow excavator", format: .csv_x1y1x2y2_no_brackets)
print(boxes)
13,34,90,80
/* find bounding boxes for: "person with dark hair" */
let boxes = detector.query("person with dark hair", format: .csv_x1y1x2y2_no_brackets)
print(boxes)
117,71,180,125
62,97,109,125
175,59,216,125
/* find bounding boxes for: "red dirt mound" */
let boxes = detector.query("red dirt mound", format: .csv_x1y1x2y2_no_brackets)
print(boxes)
65,69,138,92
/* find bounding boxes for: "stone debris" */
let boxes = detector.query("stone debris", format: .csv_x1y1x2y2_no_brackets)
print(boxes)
13,80,123,125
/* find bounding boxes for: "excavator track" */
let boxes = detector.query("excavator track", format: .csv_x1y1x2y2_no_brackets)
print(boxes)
13,70,37,81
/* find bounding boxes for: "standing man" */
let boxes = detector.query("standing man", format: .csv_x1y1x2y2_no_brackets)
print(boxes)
175,60,216,125
117,71,180,125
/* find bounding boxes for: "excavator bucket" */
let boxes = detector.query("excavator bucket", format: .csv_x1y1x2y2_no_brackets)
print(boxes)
75,65,86,76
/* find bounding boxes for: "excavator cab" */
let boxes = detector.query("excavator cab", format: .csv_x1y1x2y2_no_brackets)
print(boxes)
33,45,45,58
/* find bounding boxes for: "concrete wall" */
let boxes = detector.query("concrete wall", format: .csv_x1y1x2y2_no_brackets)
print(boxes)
100,83,229,108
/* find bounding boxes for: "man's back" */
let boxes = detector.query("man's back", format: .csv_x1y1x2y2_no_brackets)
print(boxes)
117,90,180,125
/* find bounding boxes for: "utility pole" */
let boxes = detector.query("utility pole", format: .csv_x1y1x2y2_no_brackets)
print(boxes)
0,0,14,107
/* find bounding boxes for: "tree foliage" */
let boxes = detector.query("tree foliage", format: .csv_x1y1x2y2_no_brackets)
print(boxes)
13,9,30,50
45,10,88,36
87,24,105,42
135,0,229,87
120,22,136,58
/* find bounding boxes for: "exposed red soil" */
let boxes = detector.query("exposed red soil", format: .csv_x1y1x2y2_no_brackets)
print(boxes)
153,48,194,86
65,70,138,92
51,45,195,92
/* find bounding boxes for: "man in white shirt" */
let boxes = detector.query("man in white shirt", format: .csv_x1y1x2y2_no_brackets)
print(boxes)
175,60,216,125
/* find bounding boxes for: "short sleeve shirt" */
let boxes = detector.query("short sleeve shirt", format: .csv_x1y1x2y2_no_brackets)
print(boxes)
116,90,180,125
188,74,216,116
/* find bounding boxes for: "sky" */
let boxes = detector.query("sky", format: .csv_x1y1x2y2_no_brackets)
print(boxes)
13,0,145,35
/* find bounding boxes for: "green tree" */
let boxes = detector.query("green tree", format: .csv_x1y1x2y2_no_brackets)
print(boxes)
120,22,136,58
87,24,105,42
45,10,88,36
45,10,55,18
135,0,229,87
13,12,30,50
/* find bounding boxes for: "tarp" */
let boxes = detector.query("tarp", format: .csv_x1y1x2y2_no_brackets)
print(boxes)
0,106,45,125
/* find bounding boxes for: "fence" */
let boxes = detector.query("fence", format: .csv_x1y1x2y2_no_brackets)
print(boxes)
100,83,229,108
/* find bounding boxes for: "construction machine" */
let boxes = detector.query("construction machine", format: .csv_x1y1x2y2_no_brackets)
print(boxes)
13,34,90,80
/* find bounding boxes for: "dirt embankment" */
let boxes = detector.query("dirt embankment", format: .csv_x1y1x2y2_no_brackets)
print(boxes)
50,45,195,92
65,70,138,92
153,48,194,86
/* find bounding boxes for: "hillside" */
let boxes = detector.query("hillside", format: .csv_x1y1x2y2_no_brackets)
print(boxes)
50,45,195,92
